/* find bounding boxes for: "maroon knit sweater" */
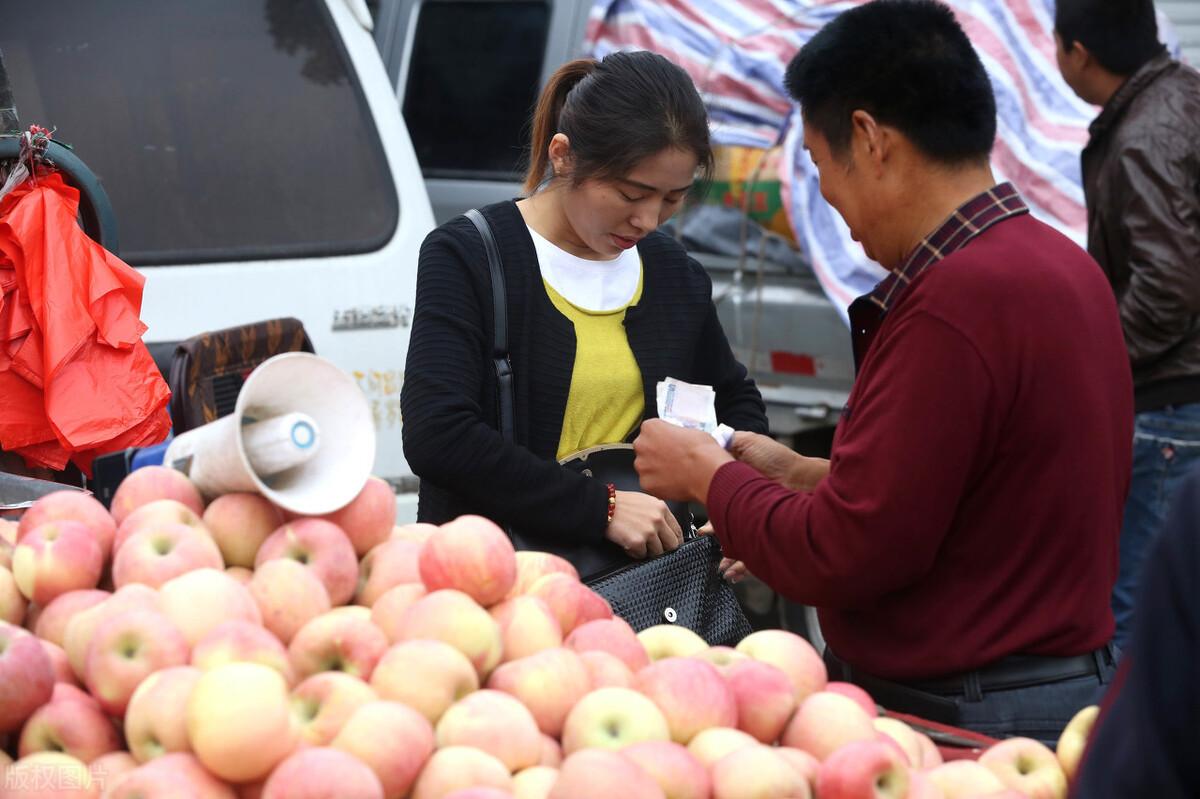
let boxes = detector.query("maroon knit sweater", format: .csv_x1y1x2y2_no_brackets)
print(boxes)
708,210,1133,681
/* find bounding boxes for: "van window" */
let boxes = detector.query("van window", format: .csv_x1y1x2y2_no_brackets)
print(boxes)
0,0,398,266
402,0,549,179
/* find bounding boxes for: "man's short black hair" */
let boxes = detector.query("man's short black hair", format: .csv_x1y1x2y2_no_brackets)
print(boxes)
785,0,996,165
1056,0,1165,77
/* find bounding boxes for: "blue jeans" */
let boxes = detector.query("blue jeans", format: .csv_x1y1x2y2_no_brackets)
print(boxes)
953,651,1118,747
1113,403,1200,649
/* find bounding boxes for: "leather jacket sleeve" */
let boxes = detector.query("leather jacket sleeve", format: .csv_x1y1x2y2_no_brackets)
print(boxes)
1112,136,1200,369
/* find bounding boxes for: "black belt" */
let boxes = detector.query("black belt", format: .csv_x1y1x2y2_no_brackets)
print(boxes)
824,645,1116,724
907,645,1117,695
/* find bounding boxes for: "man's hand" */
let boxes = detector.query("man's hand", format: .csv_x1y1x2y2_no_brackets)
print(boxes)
633,419,733,503
730,431,830,491
698,521,749,583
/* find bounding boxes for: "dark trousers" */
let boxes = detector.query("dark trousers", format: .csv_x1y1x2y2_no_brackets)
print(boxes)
824,645,1119,747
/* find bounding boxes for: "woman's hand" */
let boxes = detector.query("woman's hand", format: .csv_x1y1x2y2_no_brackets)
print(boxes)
730,431,830,491
605,490,683,559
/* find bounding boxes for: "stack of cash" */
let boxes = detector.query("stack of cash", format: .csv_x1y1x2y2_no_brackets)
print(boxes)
656,377,735,449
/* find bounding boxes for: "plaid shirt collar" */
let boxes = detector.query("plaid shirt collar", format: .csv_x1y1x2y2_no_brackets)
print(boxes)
848,182,1029,369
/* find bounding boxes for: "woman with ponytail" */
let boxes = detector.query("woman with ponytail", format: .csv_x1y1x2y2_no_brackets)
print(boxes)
401,50,767,573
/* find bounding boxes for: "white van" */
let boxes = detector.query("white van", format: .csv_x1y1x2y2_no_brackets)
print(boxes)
0,0,435,516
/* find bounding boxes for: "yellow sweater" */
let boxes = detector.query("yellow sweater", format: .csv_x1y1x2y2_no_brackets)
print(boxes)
544,273,645,460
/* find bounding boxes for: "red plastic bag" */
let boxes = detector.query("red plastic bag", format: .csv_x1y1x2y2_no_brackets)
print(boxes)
0,172,171,474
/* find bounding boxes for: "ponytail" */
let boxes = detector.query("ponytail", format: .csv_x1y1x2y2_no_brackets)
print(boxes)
522,51,713,196
523,59,598,194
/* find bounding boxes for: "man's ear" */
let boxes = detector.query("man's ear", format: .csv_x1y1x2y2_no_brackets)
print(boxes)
850,110,887,176
1066,37,1093,71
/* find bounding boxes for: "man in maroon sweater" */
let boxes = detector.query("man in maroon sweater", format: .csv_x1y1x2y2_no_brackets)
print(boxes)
634,0,1133,743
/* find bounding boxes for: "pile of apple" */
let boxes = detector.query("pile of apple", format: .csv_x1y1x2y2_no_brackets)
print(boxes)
0,465,1100,799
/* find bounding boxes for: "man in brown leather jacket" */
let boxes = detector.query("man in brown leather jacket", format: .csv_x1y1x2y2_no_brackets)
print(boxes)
1055,0,1200,649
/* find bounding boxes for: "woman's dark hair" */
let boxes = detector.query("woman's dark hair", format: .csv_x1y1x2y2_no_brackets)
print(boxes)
785,0,996,166
1056,0,1165,77
522,50,713,194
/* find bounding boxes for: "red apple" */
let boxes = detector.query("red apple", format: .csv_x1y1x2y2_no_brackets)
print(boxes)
290,670,378,746
486,647,591,738
419,515,517,607
1,564,26,625
735,629,827,703
248,559,331,645
390,522,438,543
392,589,503,678
0,621,55,733
826,681,878,718
12,521,104,605
776,746,820,786
288,608,388,681
526,573,613,636
369,582,427,642
88,751,139,792
723,657,797,743
490,596,563,662
636,625,708,661
410,746,513,799
513,767,558,799
564,617,649,672
436,689,542,772
113,752,237,799
17,695,122,762
815,739,909,798
711,745,811,799
537,735,562,768
1056,704,1099,783
781,691,877,761
110,466,204,526
579,649,635,689
200,493,283,569
925,761,1007,797
355,538,422,607
635,656,738,744
62,584,159,681
159,568,262,647
506,551,579,600
192,620,295,685
40,640,78,685
261,747,384,799
319,476,397,557
331,700,435,799
622,740,711,799
686,727,759,769
18,491,116,563
873,717,922,767
124,665,203,762
187,662,300,783
254,519,358,606
32,589,109,648
693,645,749,673
371,639,479,724
83,609,190,716
113,499,206,555
977,737,1068,799
2,752,98,798
561,687,671,754
547,749,664,799
112,523,223,590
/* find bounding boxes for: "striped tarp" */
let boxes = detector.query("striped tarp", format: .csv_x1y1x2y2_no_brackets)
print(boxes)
587,0,1181,319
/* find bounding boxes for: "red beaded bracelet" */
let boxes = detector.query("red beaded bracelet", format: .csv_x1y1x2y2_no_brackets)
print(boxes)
605,482,617,524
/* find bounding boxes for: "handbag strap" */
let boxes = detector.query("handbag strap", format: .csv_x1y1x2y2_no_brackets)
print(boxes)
465,208,515,444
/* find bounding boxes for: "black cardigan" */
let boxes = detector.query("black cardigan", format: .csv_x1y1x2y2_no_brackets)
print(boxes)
401,200,768,545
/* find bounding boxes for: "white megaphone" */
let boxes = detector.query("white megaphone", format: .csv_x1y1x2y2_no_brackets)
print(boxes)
162,353,376,516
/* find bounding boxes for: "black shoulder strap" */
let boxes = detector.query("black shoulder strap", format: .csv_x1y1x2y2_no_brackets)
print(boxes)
464,209,515,444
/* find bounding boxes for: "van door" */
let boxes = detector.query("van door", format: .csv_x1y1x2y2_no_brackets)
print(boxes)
374,0,592,222
0,0,435,500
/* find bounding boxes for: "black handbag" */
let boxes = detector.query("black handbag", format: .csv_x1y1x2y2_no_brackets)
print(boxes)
464,208,752,646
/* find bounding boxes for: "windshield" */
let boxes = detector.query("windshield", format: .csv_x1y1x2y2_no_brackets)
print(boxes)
0,0,398,265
